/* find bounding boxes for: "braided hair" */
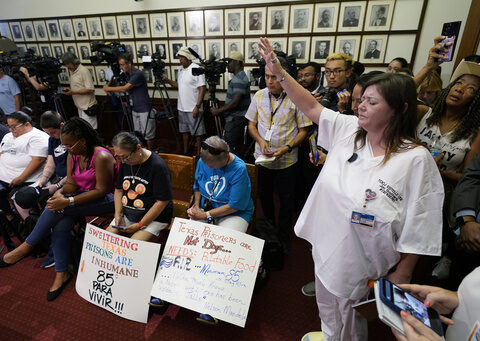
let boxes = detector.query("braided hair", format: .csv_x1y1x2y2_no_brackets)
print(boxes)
61,117,103,159
426,75,480,143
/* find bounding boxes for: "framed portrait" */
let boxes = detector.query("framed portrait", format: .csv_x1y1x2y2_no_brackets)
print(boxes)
122,41,136,62
359,35,388,63
58,66,70,84
21,21,36,42
205,10,223,36
186,11,204,37
152,40,169,62
167,12,185,37
85,65,97,85
187,40,204,60
224,9,244,36
133,14,150,38
63,43,78,57
313,2,339,33
32,20,48,41
338,1,366,32
0,22,13,40
206,39,223,60
86,17,103,40
245,8,266,35
38,43,52,57
365,0,395,31
72,18,88,40
102,16,118,39
117,15,134,39
169,40,186,61
136,41,153,61
58,19,74,41
26,44,39,55
77,42,92,63
162,66,172,87
310,36,335,62
289,4,314,34
51,43,64,59
95,66,108,85
270,37,288,54
16,44,27,55
9,22,24,42
245,38,261,64
243,66,260,91
141,67,154,86
150,13,167,38
224,39,244,59
335,35,360,61
288,37,311,64
45,20,61,41
267,6,289,35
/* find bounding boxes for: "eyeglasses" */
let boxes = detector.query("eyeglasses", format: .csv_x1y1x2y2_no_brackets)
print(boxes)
201,141,225,155
62,140,81,151
7,123,24,131
297,73,317,79
114,151,133,162
324,69,346,76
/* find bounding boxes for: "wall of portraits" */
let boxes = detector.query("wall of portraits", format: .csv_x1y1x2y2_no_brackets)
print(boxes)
0,0,426,91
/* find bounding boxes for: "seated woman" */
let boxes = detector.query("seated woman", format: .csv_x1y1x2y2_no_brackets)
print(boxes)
0,117,117,301
0,111,49,251
106,131,173,241
187,136,253,233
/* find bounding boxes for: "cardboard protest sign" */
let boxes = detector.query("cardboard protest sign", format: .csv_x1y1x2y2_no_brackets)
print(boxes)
151,218,264,327
76,224,161,323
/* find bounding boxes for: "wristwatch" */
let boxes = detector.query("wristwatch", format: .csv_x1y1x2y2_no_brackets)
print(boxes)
69,196,75,207
286,144,293,153
456,215,475,229
195,104,201,109
205,211,213,223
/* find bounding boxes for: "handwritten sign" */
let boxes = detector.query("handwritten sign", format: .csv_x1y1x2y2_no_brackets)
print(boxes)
150,218,264,327
75,224,161,323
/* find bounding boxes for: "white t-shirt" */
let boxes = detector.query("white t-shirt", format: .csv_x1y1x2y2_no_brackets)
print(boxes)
445,266,480,340
0,128,49,184
294,108,444,300
177,63,206,112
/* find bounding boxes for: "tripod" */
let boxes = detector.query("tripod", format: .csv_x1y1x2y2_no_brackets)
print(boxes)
208,84,223,138
52,93,67,120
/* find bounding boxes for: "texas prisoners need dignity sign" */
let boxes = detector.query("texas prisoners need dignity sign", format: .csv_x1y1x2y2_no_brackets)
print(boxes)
75,224,161,323
151,218,264,327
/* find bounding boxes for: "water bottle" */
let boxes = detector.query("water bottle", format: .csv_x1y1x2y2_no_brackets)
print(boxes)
430,136,442,157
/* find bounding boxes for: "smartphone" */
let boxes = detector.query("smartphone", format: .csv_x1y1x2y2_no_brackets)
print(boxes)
378,278,444,336
111,225,126,229
309,134,319,163
440,21,461,62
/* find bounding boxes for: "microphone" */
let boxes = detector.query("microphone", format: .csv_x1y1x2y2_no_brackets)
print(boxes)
187,47,202,61
348,152,358,163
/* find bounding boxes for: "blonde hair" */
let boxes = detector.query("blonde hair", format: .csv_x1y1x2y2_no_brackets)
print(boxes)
326,53,353,70
417,71,443,93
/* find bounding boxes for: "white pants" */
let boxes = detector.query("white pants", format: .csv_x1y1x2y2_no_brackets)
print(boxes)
315,276,368,341
198,215,249,233
78,108,97,129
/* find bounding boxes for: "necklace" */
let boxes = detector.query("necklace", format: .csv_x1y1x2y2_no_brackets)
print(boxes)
130,150,144,184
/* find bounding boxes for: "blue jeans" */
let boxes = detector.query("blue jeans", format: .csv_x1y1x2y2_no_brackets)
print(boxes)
25,194,114,272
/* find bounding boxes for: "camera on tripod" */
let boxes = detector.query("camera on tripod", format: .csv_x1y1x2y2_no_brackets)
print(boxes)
139,52,166,79
191,57,228,88
90,41,127,85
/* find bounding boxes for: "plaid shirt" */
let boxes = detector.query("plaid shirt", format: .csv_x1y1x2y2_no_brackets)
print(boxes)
245,88,312,169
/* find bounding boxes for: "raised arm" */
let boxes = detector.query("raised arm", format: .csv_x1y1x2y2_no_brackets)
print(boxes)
258,37,325,124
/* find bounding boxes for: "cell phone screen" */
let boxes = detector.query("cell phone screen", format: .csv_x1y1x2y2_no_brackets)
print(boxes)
392,283,431,327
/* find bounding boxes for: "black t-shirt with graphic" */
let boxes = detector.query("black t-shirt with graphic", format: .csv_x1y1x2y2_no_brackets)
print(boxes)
116,152,173,224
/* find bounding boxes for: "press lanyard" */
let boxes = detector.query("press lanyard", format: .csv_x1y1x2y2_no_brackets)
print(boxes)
268,92,285,129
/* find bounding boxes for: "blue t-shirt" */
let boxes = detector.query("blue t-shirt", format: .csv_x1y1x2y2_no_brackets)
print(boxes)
193,154,253,223
225,70,251,122
48,137,67,178
127,69,150,113
0,75,21,115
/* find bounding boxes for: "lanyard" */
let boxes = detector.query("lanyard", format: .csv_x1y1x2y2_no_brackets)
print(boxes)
268,92,285,128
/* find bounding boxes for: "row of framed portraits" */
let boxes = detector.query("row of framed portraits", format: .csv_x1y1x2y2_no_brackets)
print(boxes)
19,34,391,67
0,1,395,43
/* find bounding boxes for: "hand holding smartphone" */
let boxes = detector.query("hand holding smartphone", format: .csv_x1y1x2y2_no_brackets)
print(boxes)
309,135,319,163
439,21,461,62
111,225,126,230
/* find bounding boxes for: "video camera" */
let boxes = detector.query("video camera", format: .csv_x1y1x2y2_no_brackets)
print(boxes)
187,48,227,90
251,52,296,89
90,41,127,84
139,52,166,79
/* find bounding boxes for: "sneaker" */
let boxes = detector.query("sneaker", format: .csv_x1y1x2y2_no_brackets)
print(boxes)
40,256,55,269
148,297,165,308
431,256,452,280
301,281,316,297
302,332,324,341
196,313,219,326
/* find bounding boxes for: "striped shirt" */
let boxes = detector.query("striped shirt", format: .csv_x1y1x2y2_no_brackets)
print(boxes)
245,88,312,170
225,70,251,122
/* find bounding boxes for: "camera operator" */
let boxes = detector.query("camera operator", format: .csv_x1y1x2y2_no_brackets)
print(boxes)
103,53,155,150
162,47,206,155
0,64,21,118
18,66,55,112
61,52,97,129
210,51,250,154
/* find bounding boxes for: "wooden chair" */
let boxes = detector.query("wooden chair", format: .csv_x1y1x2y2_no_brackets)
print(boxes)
245,163,258,234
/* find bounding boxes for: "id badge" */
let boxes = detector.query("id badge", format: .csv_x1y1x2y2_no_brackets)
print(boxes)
40,95,46,103
265,128,273,142
467,320,480,341
351,211,375,228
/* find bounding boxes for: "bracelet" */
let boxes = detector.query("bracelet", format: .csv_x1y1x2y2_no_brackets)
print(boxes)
56,183,61,189
138,221,144,229
69,196,75,206
279,70,287,82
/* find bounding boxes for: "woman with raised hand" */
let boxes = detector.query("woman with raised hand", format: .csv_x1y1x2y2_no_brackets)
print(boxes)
257,37,444,340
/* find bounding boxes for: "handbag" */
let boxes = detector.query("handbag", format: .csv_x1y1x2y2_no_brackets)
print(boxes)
84,103,99,117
